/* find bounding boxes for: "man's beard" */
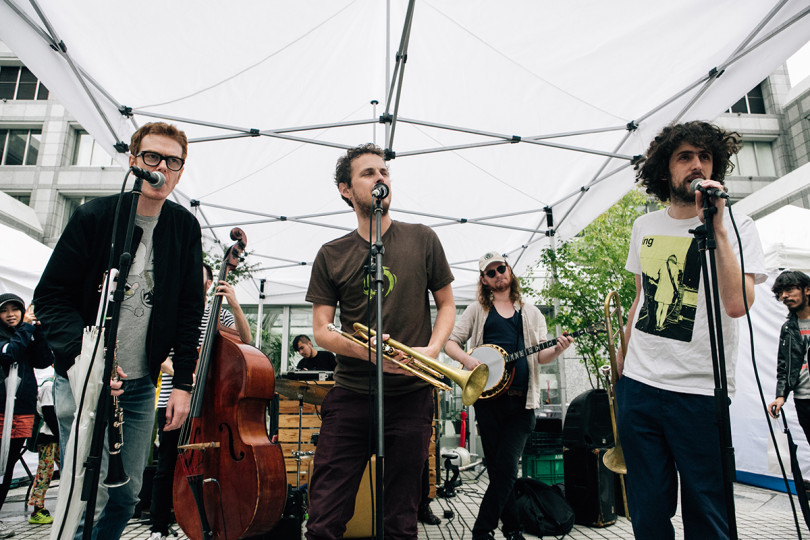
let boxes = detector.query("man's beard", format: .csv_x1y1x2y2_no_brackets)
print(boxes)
355,199,389,217
669,177,696,204
787,292,809,314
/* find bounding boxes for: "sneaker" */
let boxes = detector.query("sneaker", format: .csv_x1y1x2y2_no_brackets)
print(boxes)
29,508,53,525
418,503,441,525
148,532,167,540
0,521,13,538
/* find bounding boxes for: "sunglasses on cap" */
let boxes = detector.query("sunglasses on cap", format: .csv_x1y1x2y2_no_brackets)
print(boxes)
484,265,507,278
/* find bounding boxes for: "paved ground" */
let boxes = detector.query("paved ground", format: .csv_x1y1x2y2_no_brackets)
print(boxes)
0,464,806,539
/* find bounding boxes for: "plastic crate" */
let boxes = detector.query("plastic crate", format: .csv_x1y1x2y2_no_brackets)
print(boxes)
524,431,563,455
521,452,564,485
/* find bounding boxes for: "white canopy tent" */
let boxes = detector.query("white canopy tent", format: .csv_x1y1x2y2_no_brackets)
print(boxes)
0,221,52,304
732,205,810,490
2,1,810,305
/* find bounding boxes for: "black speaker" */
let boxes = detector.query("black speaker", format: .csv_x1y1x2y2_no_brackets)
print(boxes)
563,447,616,527
562,389,613,449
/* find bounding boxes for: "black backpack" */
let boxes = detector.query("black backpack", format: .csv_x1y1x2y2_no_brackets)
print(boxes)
514,477,575,538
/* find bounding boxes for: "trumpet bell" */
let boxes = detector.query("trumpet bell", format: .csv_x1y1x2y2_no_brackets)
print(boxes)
461,364,489,406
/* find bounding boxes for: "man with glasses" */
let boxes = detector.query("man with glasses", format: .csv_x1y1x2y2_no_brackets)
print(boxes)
292,334,336,371
445,251,573,540
35,122,203,539
768,271,810,444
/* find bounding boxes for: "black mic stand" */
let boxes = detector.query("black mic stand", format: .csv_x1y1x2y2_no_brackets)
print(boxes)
689,197,738,540
81,176,144,539
369,191,387,540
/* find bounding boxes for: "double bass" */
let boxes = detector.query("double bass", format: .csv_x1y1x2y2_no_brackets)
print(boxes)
173,228,287,539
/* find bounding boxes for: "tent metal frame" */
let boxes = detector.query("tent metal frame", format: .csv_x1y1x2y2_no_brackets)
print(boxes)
4,0,810,277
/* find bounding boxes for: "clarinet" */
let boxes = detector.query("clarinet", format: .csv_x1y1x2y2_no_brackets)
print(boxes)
102,343,129,488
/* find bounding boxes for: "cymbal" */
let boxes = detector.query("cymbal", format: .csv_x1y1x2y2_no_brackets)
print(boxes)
275,378,331,405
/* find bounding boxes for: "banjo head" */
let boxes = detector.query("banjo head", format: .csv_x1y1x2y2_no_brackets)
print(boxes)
468,344,508,391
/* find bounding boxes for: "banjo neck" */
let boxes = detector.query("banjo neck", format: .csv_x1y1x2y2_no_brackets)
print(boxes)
505,327,590,363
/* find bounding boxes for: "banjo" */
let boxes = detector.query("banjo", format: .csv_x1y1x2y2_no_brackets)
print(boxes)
466,325,602,400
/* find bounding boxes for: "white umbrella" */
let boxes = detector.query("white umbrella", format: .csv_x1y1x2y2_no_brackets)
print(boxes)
0,363,20,477
50,325,106,540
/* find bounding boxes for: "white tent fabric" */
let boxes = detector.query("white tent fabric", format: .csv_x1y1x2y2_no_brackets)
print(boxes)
731,206,810,490
0,221,52,303
1,1,810,305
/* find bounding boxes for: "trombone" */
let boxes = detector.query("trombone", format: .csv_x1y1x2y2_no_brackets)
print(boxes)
603,290,629,518
327,323,489,406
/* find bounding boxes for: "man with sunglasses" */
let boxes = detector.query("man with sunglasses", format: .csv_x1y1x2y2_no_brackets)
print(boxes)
445,251,573,540
35,122,203,539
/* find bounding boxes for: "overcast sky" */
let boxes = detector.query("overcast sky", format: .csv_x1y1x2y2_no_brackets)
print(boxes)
787,40,810,85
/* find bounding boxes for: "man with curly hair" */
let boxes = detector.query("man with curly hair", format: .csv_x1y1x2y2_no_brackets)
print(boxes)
616,121,767,539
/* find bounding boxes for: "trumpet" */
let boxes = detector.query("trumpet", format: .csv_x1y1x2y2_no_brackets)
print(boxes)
327,323,489,406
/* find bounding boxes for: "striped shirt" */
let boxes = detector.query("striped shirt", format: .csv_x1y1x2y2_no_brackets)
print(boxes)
157,305,235,408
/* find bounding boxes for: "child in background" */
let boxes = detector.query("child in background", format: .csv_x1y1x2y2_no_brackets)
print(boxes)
28,368,58,525
0,293,53,536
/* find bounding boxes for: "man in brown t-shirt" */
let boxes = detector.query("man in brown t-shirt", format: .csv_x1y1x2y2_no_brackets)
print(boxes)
305,143,455,540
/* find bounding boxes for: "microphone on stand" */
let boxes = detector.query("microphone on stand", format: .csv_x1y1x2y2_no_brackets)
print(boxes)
130,166,166,188
371,183,389,199
689,178,728,199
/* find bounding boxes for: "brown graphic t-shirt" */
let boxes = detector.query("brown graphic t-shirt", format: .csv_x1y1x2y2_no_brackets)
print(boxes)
306,221,454,395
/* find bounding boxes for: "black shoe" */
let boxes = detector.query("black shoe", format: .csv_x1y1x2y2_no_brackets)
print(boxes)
503,530,525,540
418,503,441,525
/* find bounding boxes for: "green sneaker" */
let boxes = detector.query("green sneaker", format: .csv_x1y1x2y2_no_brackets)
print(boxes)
29,508,53,525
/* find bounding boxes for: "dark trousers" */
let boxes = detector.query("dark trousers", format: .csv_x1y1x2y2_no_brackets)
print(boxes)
150,407,181,534
616,376,729,540
304,386,433,540
793,398,810,446
472,393,535,538
0,438,26,510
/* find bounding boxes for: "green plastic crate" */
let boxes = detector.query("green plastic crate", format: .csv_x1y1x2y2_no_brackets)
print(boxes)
521,452,564,485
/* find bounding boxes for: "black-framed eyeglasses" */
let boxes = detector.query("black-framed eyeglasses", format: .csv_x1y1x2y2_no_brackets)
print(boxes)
137,151,185,172
484,265,507,279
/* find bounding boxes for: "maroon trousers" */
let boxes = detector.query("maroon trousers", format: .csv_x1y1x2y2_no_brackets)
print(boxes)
305,386,433,540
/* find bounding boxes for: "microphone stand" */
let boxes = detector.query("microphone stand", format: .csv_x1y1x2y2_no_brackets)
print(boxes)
81,176,144,539
370,191,386,540
689,196,738,540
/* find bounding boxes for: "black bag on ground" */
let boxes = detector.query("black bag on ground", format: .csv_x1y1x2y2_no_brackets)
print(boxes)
514,477,575,537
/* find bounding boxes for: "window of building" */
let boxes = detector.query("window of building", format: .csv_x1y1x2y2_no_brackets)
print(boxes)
727,83,766,114
73,130,115,167
0,128,41,165
0,66,49,100
731,141,776,177
61,195,97,232
7,193,31,206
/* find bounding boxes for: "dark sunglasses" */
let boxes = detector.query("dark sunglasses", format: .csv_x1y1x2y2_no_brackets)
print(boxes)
484,265,507,278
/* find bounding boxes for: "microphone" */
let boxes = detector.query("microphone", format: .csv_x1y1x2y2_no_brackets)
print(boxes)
689,178,728,199
130,166,166,188
371,183,389,199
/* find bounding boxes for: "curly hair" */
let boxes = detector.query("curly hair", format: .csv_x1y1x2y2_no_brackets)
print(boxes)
129,122,188,159
334,143,386,208
478,265,523,311
772,270,810,300
635,121,740,203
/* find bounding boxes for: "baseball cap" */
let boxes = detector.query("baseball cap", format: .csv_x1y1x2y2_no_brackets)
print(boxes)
478,251,507,273
0,293,25,312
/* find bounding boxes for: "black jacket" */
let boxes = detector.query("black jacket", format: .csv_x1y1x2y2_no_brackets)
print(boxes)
33,193,204,388
0,322,54,416
775,313,809,399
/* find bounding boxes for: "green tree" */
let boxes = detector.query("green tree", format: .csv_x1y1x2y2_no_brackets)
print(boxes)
203,241,259,287
523,190,659,388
